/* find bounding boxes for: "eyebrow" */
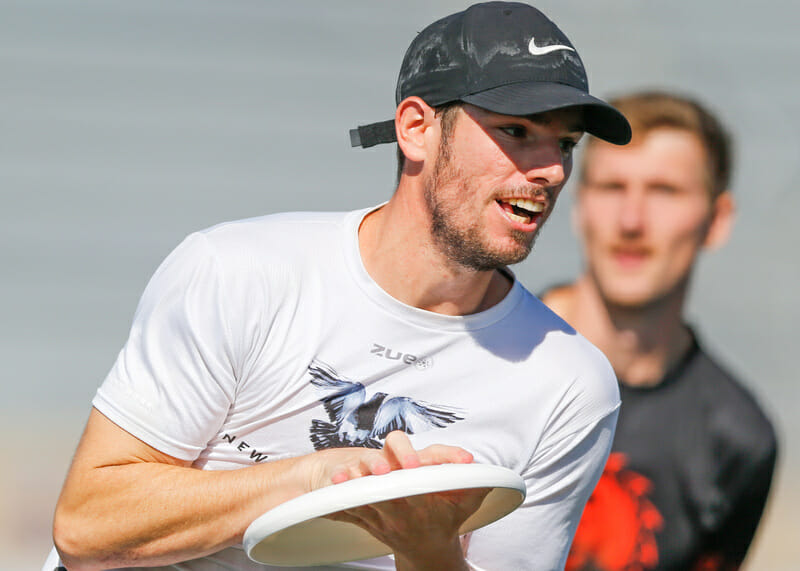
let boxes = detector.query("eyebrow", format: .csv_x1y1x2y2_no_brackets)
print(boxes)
526,114,585,134
467,104,585,135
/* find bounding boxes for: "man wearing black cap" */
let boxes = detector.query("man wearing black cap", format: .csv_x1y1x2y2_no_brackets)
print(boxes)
50,3,630,570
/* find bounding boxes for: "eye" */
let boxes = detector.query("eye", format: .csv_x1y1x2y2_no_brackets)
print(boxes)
650,183,679,194
499,125,527,138
588,181,624,193
559,138,579,156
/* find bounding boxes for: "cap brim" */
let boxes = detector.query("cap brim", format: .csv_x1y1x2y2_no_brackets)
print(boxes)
462,82,631,145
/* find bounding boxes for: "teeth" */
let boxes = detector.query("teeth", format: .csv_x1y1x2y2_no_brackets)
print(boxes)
506,211,529,224
507,198,544,213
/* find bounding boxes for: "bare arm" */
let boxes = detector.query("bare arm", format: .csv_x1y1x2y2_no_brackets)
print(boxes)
53,409,477,570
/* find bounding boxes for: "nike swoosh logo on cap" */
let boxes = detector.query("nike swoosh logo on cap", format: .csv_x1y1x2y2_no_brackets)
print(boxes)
528,37,574,56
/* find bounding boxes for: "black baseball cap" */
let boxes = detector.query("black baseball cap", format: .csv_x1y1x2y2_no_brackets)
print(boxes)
350,2,631,148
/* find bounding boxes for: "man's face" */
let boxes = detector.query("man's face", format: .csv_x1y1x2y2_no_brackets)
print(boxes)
575,128,717,308
424,104,584,271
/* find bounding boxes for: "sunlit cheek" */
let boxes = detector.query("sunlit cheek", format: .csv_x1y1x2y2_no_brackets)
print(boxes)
453,148,507,194
652,201,714,250
456,131,503,170
578,194,620,235
574,211,602,258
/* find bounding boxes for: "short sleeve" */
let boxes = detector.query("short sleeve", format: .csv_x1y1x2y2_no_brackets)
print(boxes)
93,233,239,461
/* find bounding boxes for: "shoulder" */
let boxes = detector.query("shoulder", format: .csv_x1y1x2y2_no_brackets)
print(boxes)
139,210,360,310
522,287,615,375
198,210,351,252
536,282,573,317
689,342,778,460
164,209,355,273
518,289,621,418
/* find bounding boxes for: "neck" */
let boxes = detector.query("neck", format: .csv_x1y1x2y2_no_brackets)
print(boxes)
358,191,511,316
543,275,692,387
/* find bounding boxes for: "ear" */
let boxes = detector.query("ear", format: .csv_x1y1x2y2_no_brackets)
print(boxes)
703,190,735,250
395,96,437,164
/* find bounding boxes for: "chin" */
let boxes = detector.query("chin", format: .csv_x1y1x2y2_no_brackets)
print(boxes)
601,284,676,310
605,294,655,310
497,242,535,266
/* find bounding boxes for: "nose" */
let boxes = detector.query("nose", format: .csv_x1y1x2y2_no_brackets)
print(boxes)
522,141,568,188
618,188,646,235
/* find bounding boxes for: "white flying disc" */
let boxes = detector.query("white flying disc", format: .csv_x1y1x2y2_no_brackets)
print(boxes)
243,463,525,566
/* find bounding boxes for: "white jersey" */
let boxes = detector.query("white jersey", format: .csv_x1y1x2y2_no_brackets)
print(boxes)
88,206,619,570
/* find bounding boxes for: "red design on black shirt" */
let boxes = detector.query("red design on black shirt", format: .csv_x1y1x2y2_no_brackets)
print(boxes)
690,553,739,571
566,452,664,571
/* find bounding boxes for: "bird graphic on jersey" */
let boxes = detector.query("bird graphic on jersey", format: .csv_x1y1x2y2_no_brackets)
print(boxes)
307,359,465,450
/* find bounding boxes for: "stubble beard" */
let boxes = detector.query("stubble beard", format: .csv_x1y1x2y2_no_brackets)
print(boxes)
424,144,538,272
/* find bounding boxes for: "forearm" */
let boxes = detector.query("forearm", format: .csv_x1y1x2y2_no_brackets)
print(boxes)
53,412,476,570
54,457,306,570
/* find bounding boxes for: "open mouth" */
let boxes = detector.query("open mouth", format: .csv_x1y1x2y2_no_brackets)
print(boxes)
497,198,544,225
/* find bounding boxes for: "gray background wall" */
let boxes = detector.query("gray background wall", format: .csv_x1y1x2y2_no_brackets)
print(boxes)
1,1,797,568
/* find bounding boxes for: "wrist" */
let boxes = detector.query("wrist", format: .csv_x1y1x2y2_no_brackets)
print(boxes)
393,536,469,571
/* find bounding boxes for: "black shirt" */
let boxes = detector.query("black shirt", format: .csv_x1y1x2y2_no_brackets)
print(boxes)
565,333,777,571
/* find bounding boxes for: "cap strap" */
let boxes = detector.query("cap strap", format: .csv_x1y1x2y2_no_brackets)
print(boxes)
349,120,397,148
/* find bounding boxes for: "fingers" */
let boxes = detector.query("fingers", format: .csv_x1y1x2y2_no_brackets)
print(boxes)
329,451,392,484
433,486,490,511
307,432,476,492
383,431,421,469
417,442,474,466
328,432,422,485
382,430,474,469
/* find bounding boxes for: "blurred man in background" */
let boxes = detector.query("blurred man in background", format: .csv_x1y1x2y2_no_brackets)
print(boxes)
542,91,777,570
